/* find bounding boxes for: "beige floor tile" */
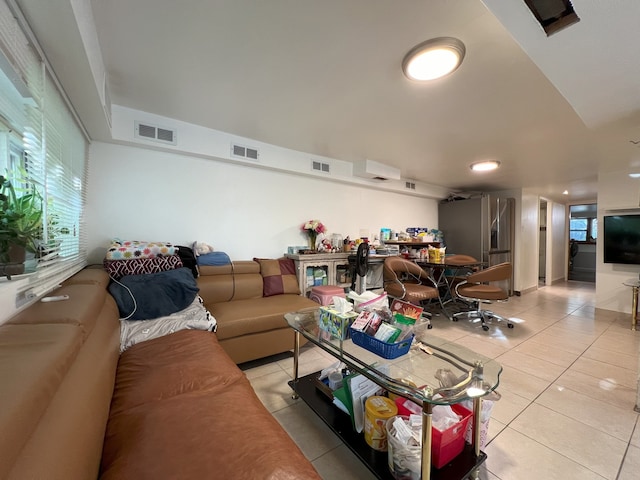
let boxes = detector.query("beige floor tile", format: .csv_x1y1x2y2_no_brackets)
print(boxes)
247,369,298,412
510,403,626,478
272,401,342,461
582,345,639,372
525,330,590,356
242,360,285,380
569,356,637,390
495,349,566,383
447,334,510,359
535,384,638,441
555,369,637,411
497,365,552,400
489,389,531,425
618,444,640,480
484,427,606,480
512,338,580,367
631,418,640,448
589,330,640,356
312,444,377,480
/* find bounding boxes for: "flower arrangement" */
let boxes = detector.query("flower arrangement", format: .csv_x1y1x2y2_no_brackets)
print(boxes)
301,220,326,251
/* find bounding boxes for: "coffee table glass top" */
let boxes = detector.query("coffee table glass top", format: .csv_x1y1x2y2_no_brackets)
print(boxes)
285,309,502,407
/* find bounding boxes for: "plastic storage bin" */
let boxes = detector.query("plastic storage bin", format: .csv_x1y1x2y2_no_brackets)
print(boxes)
431,403,472,469
309,285,345,305
349,328,414,359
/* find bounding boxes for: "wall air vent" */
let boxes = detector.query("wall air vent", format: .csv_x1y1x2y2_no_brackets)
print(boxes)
405,181,416,190
311,160,330,174
134,121,177,145
231,143,259,161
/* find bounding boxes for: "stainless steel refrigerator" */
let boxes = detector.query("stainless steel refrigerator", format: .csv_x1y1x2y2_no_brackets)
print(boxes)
438,195,515,295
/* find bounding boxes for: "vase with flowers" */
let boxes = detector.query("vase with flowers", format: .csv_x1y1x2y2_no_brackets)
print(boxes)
301,219,326,251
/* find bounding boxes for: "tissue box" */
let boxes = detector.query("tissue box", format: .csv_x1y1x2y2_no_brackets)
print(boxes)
318,306,358,340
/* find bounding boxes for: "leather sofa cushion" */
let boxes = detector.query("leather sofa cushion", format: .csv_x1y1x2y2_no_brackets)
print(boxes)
100,330,321,480
209,294,317,340
197,261,264,302
8,284,107,339
0,323,83,478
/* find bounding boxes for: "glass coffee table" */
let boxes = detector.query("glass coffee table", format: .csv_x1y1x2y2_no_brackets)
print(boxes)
285,309,502,480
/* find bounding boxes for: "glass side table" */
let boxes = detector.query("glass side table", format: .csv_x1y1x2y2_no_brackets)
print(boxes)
285,309,502,480
623,278,640,331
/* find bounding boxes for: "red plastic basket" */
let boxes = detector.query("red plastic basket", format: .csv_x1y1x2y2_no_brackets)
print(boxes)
349,328,414,359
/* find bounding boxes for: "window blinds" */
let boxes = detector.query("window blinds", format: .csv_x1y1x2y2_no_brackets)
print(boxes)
0,0,88,299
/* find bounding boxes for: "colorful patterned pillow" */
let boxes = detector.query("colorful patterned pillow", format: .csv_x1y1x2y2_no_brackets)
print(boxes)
104,255,183,280
253,257,300,297
105,240,176,260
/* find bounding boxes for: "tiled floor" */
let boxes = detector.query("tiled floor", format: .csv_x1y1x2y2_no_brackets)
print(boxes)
244,281,640,479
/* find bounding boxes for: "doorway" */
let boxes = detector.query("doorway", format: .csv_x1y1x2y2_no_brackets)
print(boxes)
568,204,597,282
539,200,547,286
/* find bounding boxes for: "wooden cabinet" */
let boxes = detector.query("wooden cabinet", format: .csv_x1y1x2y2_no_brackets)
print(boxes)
285,253,352,297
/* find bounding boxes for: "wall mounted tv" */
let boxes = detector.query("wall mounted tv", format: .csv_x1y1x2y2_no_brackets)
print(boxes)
603,214,640,264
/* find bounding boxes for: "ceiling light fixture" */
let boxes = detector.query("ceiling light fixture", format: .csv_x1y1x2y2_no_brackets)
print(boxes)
402,37,466,81
629,173,640,178
563,190,569,195
470,160,500,172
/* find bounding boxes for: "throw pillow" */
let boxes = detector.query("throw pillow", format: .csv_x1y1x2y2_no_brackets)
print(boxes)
108,267,199,320
103,254,184,280
253,257,300,297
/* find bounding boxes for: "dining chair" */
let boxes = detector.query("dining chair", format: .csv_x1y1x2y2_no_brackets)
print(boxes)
383,256,440,328
452,262,514,331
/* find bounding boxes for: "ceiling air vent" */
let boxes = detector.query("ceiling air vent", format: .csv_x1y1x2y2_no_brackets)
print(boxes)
405,181,416,190
523,0,580,36
134,121,177,145
311,160,330,174
231,143,259,161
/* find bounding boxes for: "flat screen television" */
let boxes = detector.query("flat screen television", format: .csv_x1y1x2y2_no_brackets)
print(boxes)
603,214,640,264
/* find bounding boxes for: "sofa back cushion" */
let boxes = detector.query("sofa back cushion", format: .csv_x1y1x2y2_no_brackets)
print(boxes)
197,261,264,303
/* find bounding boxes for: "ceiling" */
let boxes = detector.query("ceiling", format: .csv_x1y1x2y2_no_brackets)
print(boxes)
13,0,640,203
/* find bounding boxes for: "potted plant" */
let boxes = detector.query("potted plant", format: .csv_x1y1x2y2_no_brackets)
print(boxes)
0,171,43,277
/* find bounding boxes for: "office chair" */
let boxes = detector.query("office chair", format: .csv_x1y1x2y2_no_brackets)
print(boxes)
452,262,514,331
383,257,440,328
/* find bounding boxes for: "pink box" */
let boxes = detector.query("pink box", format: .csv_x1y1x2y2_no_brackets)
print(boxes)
309,285,345,305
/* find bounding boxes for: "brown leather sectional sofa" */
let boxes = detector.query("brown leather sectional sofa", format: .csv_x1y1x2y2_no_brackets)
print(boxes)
0,266,322,479
197,260,318,363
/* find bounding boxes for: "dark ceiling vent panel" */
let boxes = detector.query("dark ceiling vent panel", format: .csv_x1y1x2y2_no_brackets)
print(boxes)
134,121,177,145
230,143,259,161
524,0,580,36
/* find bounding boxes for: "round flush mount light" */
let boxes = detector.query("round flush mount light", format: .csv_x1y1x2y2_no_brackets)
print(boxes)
470,160,500,172
402,37,466,81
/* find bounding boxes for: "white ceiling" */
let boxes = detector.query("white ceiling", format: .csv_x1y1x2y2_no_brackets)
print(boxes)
14,0,640,203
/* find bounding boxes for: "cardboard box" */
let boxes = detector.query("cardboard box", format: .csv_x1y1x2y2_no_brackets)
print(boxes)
318,306,358,340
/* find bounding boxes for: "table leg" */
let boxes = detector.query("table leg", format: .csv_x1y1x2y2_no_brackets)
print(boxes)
421,402,433,480
632,286,638,331
292,331,300,399
472,396,482,457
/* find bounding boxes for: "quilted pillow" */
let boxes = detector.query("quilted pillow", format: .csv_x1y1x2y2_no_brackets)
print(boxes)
103,255,183,280
105,240,176,260
253,257,300,297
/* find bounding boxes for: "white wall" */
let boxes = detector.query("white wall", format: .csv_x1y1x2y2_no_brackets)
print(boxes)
596,170,640,314
86,142,439,264
519,189,543,293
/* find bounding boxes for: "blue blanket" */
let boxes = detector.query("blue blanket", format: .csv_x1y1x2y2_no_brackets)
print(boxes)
196,251,231,266
108,267,199,320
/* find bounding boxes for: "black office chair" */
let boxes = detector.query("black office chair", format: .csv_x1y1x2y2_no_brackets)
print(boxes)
453,262,514,331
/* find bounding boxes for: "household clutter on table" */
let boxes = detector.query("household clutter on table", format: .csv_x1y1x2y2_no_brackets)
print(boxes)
286,301,503,479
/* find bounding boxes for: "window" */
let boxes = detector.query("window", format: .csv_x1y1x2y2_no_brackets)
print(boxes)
0,0,87,302
569,204,597,242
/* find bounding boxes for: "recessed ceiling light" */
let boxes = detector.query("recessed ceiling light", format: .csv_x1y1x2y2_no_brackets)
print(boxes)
402,37,465,81
629,173,640,178
563,190,569,195
470,161,500,172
